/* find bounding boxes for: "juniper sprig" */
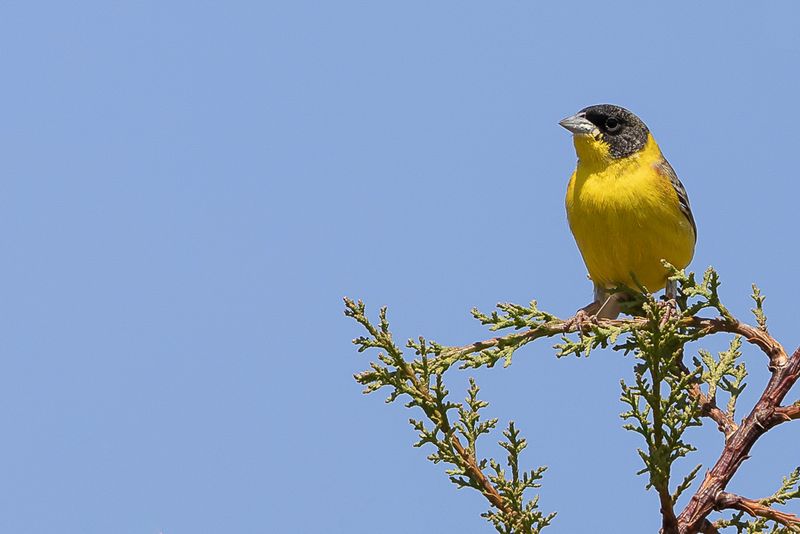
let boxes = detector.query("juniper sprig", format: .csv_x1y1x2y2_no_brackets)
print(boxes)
345,298,555,533
345,266,800,533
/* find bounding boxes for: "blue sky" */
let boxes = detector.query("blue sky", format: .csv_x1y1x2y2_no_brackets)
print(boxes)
1,2,799,533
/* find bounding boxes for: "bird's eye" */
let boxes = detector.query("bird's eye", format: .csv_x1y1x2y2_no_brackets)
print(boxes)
605,117,621,133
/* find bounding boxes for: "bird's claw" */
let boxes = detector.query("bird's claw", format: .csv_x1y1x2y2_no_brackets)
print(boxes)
564,309,598,335
658,298,679,327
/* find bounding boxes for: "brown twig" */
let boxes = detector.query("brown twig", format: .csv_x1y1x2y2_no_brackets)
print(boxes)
715,491,800,529
405,369,512,515
449,315,787,369
660,488,680,534
449,319,575,357
676,356,739,438
690,382,738,437
676,346,800,533
686,317,788,369
447,426,508,512
774,402,800,422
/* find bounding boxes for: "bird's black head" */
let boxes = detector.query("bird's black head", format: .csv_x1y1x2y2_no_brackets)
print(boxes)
560,104,650,159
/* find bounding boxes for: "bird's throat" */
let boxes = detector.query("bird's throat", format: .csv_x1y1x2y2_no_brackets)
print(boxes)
573,133,661,176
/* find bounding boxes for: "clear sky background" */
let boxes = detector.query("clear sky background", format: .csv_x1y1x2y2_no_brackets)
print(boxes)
1,2,799,533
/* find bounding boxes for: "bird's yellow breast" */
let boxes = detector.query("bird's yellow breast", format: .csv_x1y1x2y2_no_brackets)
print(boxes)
565,134,695,292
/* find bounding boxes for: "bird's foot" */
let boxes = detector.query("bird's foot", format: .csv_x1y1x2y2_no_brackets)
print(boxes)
657,298,679,328
564,303,600,335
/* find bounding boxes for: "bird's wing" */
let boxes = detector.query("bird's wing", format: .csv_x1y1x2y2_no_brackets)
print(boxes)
654,159,697,241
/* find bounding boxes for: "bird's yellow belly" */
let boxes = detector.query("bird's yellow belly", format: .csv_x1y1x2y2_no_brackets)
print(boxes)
566,165,695,292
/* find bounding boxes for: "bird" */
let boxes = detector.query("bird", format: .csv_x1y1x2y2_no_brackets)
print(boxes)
559,104,696,319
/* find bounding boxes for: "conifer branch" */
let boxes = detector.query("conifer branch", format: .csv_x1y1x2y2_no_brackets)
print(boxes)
676,345,800,533
687,317,788,370
715,491,800,530
444,315,786,373
345,266,800,533
774,401,800,422
345,298,554,533
686,378,738,437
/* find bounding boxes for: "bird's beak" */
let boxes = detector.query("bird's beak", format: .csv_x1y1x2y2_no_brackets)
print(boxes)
559,112,595,135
